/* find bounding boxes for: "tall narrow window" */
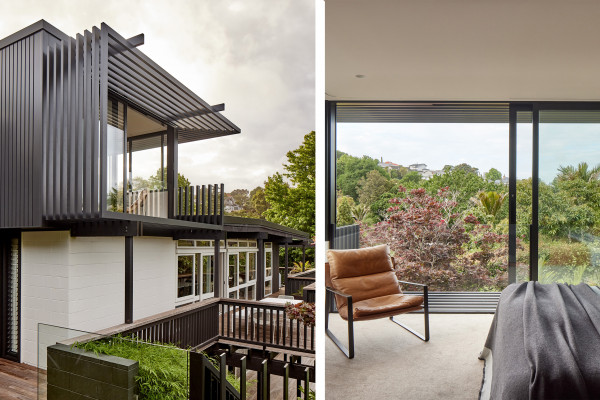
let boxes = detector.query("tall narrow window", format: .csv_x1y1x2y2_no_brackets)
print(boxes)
177,255,194,298
7,238,19,355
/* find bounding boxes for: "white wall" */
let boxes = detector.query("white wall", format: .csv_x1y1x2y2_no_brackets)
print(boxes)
21,231,70,367
20,231,177,367
133,236,176,320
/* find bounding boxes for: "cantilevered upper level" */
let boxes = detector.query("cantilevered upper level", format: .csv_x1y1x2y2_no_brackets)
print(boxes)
0,20,240,232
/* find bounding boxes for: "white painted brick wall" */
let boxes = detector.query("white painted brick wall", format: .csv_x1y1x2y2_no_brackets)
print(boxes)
20,232,178,366
133,237,176,321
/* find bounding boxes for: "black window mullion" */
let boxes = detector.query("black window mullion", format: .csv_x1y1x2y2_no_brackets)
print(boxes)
508,106,517,284
530,105,540,282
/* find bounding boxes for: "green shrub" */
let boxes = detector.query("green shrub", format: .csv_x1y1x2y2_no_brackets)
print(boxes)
75,336,250,399
539,239,590,267
76,336,188,400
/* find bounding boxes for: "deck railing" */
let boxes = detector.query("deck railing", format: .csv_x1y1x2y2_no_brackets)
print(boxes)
334,224,360,249
285,270,316,297
126,188,168,218
190,351,314,400
219,299,314,354
118,298,314,356
176,183,224,225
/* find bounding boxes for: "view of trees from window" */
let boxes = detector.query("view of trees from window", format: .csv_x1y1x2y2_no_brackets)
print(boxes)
337,121,600,291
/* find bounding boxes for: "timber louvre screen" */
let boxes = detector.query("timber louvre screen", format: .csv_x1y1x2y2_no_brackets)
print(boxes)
42,23,241,221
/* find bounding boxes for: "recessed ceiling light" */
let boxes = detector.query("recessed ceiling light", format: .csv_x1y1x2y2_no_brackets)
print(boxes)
355,74,365,78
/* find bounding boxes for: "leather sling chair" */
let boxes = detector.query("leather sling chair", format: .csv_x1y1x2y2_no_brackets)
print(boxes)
325,244,429,359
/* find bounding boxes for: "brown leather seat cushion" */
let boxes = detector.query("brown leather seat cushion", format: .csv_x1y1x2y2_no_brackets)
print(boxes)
326,245,401,311
338,293,424,321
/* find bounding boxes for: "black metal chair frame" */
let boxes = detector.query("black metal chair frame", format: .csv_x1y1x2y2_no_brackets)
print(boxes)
325,281,429,359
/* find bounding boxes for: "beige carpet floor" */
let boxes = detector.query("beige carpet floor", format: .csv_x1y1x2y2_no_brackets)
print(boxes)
325,313,495,400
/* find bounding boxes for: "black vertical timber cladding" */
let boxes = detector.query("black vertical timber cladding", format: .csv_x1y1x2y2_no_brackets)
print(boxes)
0,31,46,228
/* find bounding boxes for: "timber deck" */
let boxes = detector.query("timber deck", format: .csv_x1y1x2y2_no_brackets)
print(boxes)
0,359,41,400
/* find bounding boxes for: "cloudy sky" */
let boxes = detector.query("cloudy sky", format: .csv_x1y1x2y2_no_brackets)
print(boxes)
338,122,600,183
0,0,315,191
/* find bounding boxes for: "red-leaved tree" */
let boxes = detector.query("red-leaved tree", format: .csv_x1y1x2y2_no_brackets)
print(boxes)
361,186,509,290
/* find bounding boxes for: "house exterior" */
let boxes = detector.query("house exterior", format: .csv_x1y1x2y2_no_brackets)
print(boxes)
0,20,309,367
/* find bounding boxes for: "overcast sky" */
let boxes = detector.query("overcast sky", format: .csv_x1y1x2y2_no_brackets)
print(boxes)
0,0,315,191
338,122,600,183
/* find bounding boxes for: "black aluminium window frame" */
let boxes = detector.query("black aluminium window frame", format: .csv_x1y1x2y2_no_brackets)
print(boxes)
326,100,600,294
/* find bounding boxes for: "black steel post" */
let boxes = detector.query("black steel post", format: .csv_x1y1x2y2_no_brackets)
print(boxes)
508,106,517,284
531,105,540,281
125,235,133,324
256,238,265,300
167,125,177,219
214,238,221,298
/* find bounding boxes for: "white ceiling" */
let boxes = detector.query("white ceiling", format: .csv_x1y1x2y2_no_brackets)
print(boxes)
326,0,600,101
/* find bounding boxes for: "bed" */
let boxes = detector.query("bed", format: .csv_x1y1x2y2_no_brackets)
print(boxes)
479,282,600,400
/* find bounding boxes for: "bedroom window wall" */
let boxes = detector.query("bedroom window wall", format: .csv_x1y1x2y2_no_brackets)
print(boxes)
336,120,510,292
329,102,600,296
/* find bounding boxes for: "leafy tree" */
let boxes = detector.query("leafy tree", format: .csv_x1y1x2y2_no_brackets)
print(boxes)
264,131,315,236
424,165,499,213
556,162,600,183
336,195,355,226
336,154,383,200
249,186,269,218
362,186,509,290
147,168,190,190
475,191,507,222
229,189,250,210
351,203,370,223
398,171,422,188
356,170,394,207
485,168,503,182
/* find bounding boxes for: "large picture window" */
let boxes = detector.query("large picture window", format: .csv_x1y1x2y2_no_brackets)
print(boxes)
227,240,258,300
176,240,217,304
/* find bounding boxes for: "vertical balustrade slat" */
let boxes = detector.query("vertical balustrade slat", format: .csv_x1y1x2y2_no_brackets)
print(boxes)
283,362,289,400
296,320,300,348
269,309,274,344
244,306,248,340
276,310,280,345
220,304,224,337
303,367,310,400
213,183,219,224
219,353,227,400
201,185,206,222
240,356,247,400
178,187,183,216
207,185,212,221
283,312,287,345
233,305,237,339
259,359,268,400
195,185,201,216
303,324,307,350
184,186,189,216
262,309,266,344
250,306,255,341
227,304,231,338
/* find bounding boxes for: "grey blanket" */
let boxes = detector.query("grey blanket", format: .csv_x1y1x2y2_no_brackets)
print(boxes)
479,282,600,400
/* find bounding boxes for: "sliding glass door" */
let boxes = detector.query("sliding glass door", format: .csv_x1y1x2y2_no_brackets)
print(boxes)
510,106,600,286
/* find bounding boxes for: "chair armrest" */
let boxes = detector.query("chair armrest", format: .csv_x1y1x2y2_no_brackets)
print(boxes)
398,280,428,289
326,286,353,299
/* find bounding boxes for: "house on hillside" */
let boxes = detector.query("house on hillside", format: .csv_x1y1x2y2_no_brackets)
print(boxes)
0,20,310,367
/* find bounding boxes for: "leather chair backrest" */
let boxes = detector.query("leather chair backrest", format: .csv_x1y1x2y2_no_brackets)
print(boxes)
326,244,401,310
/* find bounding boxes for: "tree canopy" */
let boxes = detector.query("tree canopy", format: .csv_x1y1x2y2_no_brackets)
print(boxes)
264,131,315,236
